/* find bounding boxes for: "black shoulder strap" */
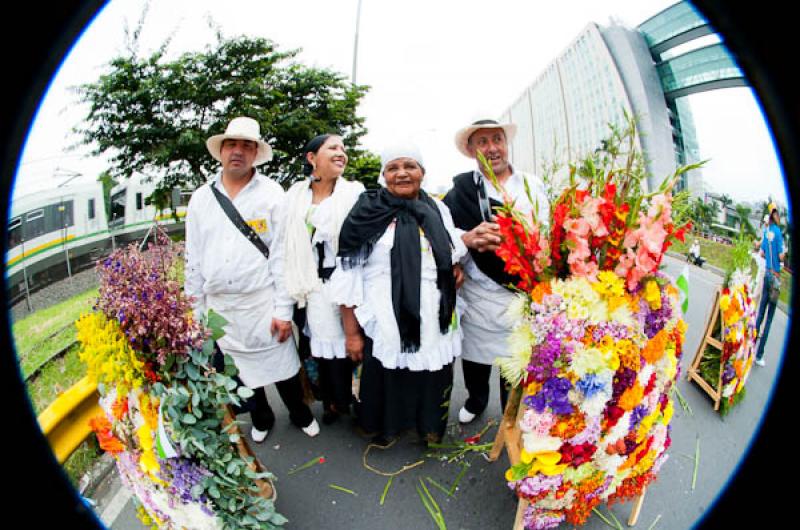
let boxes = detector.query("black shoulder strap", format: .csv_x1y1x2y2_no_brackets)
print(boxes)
210,181,270,260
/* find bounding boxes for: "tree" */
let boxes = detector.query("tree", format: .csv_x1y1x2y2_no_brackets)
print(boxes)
97,170,117,220
75,34,377,197
733,203,755,237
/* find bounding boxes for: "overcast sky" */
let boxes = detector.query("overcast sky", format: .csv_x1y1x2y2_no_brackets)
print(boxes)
13,0,789,209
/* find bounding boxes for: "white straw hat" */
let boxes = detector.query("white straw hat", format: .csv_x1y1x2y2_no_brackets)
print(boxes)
454,118,517,158
206,117,273,166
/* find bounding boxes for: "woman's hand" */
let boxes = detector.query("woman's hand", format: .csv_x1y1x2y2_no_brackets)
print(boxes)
270,318,293,343
345,333,364,362
453,263,465,289
462,221,502,252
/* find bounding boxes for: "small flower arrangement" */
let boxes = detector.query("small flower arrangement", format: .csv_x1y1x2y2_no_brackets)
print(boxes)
485,115,695,529
79,231,286,529
717,280,756,410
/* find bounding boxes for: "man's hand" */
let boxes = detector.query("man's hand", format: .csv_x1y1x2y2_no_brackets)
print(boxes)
345,333,364,362
461,221,502,252
453,263,465,289
270,318,293,343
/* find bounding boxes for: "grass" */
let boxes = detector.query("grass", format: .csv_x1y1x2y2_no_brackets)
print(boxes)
12,286,99,488
670,236,792,306
12,287,98,369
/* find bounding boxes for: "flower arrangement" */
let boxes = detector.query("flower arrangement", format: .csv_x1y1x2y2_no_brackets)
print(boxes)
78,232,286,529
697,236,758,414
716,279,756,410
485,115,695,529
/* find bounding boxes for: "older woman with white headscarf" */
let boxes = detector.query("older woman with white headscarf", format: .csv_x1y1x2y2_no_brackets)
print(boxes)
281,134,365,424
330,142,466,445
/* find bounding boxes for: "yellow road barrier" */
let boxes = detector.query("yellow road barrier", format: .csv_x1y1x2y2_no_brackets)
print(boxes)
37,376,101,464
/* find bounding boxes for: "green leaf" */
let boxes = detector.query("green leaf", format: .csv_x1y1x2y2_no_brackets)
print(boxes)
182,414,197,425
237,386,254,399
207,309,228,341
508,461,531,482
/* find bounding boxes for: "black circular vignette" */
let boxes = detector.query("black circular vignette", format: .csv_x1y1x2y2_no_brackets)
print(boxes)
1,1,795,528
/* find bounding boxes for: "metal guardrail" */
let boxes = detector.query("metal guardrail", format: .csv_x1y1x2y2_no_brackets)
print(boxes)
37,375,101,464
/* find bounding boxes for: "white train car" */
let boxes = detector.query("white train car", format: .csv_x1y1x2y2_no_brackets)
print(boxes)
5,174,188,304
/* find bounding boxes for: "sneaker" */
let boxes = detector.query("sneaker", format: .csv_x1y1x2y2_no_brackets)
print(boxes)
251,426,269,444
755,358,766,367
301,418,320,437
458,406,476,424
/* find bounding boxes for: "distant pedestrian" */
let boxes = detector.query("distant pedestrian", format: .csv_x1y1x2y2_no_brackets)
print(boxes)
754,203,785,367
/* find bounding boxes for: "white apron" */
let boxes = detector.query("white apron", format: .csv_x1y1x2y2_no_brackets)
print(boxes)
208,286,300,388
459,277,516,365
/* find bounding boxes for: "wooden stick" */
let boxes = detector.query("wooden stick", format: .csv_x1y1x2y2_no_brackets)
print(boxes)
513,499,529,530
627,488,647,526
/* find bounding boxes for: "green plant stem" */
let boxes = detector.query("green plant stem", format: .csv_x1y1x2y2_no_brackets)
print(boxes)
380,476,393,506
329,484,356,496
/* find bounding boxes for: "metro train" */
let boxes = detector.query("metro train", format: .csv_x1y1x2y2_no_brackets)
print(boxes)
5,174,189,305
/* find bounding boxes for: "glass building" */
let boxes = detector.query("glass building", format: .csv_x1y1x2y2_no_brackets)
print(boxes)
499,0,745,196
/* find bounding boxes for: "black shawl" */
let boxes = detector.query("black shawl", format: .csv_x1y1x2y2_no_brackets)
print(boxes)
442,171,521,290
338,188,456,353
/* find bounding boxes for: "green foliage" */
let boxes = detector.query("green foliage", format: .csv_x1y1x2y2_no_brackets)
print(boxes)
157,335,286,529
76,33,377,196
343,150,382,189
724,233,757,287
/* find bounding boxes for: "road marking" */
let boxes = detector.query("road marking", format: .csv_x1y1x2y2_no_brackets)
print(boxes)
100,482,133,527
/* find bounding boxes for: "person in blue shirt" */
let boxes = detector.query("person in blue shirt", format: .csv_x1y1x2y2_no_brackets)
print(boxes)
754,203,786,366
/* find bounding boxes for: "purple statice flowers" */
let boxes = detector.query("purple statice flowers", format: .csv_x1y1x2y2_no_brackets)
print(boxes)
96,235,208,368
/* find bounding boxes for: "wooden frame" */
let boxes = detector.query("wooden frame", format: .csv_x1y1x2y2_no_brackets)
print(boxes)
489,386,648,528
686,287,724,410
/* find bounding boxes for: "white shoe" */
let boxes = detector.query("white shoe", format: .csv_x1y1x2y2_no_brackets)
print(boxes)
251,426,269,443
302,418,320,437
755,358,766,367
458,406,476,424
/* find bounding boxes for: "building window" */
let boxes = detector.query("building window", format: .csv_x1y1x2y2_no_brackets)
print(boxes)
8,217,22,248
25,209,46,239
136,192,143,210
88,198,96,220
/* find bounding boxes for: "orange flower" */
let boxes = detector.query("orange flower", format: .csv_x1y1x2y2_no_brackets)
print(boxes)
616,340,641,372
111,395,129,421
619,382,644,411
642,330,668,364
550,412,586,439
89,414,125,454
530,281,552,304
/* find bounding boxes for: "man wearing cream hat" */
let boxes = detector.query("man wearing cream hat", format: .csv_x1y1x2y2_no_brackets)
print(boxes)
443,117,548,424
185,116,320,442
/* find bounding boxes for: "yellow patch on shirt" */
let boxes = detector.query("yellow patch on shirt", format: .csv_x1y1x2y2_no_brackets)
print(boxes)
246,218,268,234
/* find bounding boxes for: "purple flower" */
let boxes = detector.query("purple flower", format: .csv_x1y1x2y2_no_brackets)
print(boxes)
612,368,637,399
629,404,649,431
722,364,736,385
525,377,573,415
523,506,565,530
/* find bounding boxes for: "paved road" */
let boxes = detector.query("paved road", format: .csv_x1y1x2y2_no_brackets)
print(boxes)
91,255,790,529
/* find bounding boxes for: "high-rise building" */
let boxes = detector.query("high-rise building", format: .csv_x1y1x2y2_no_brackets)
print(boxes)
499,1,745,196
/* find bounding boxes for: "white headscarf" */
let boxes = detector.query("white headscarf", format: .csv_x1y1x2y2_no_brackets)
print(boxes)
378,141,425,187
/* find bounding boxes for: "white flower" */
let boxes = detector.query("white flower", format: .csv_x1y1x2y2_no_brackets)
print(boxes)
522,432,563,454
504,293,530,324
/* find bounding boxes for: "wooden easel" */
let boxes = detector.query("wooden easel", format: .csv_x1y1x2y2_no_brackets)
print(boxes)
686,287,725,411
489,387,648,527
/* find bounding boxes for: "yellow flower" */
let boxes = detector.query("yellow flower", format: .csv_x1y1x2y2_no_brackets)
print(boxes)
662,400,674,425
644,280,662,310
521,450,568,476
719,294,731,312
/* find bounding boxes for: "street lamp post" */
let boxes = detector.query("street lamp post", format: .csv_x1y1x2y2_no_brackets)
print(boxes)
352,0,363,85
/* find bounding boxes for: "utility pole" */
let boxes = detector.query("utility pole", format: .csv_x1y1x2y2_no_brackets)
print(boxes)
352,0,363,85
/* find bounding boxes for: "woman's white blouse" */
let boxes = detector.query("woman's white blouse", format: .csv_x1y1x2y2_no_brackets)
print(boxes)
330,198,467,371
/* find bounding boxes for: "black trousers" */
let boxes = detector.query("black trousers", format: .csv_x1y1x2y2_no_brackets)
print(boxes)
461,358,510,416
294,305,354,412
213,344,313,431
317,357,355,413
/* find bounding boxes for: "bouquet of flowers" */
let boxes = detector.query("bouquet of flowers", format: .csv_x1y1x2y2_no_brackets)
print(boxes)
485,116,695,529
78,231,286,529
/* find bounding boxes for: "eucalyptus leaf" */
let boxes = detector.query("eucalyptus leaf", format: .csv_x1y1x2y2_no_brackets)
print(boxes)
182,414,197,425
237,386,254,399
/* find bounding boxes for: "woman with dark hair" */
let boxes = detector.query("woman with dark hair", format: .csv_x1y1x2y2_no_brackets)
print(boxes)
330,142,466,445
282,134,365,424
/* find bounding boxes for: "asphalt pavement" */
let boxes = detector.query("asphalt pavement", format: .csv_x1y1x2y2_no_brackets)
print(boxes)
89,255,790,529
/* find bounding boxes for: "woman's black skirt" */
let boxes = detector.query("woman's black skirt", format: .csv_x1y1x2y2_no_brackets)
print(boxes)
358,338,454,442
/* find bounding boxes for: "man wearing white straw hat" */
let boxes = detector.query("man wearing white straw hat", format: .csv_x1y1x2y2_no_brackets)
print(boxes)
185,116,320,442
443,117,548,424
